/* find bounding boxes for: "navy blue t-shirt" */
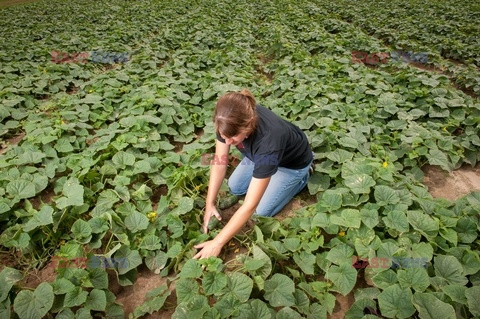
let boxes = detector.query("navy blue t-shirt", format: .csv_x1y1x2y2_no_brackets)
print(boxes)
216,105,313,178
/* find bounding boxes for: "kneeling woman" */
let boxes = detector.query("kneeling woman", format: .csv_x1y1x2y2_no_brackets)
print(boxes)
193,90,314,259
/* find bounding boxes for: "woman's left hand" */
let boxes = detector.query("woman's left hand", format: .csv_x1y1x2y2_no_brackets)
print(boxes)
193,239,224,260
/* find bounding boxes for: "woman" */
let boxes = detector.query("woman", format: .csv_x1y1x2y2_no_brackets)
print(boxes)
193,89,314,259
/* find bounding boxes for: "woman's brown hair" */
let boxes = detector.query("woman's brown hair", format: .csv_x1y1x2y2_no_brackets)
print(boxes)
214,89,258,138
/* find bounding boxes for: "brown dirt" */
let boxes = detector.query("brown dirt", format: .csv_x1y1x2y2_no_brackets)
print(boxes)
22,265,56,289
0,251,19,272
151,185,168,211
0,132,25,155
29,187,56,210
422,163,480,201
113,266,177,318
66,84,80,95
0,0,37,7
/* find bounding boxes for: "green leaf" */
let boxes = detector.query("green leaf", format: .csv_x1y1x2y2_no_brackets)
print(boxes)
112,151,135,168
374,185,399,206
426,149,450,171
52,278,75,295
326,243,354,265
327,149,353,163
252,245,272,279
71,219,92,244
235,299,271,319
465,286,480,317
319,190,342,210
63,287,88,307
308,173,330,195
202,272,227,296
173,295,209,319
407,210,439,240
397,267,430,292
124,211,149,233
6,180,36,199
264,274,295,307
0,267,23,302
116,246,143,275
172,197,194,215
86,289,106,311
56,178,84,209
325,264,357,296
293,251,316,275
443,285,467,304
412,293,455,319
14,283,54,319
180,259,203,279
344,174,376,194
383,211,409,232
224,272,253,303
346,299,377,319
23,206,54,232
330,209,361,228
276,307,301,319
360,207,379,229
378,284,415,318
176,278,199,304
433,255,467,286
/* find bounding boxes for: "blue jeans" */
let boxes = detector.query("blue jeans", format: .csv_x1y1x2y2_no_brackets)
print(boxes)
227,156,313,217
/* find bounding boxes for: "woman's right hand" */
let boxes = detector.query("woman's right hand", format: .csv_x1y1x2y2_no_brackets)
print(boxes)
203,204,222,234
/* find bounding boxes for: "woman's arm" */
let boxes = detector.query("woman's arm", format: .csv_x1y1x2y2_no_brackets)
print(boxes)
202,140,230,233
193,176,271,259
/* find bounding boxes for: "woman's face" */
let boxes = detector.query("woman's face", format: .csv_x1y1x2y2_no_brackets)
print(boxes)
220,130,250,146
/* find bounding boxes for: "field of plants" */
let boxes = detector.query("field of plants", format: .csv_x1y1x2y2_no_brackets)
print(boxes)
0,0,479,318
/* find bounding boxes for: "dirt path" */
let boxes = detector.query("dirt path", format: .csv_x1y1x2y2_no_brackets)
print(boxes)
423,164,480,200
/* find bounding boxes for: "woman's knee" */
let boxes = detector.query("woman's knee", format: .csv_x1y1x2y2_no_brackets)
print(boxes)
227,177,248,195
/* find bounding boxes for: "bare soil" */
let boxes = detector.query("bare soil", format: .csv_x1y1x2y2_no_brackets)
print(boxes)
0,132,25,155
422,163,480,201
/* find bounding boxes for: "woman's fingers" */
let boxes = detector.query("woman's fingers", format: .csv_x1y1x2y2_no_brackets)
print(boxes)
193,251,202,259
213,210,222,221
194,242,206,249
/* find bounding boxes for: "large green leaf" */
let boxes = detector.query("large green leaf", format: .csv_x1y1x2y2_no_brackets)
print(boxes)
14,283,54,319
223,272,253,303
0,267,23,302
374,185,399,206
124,211,149,233
433,255,468,286
6,180,36,199
56,178,84,209
330,209,361,228
407,210,439,240
325,263,357,296
264,274,295,307
71,219,92,244
23,206,54,232
412,293,455,319
378,284,415,318
465,286,480,317
344,174,376,194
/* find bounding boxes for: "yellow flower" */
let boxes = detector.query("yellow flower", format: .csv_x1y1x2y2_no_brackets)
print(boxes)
443,127,447,132
60,240,65,245
382,162,388,168
89,89,93,93
61,120,65,124
339,231,345,237
147,212,157,222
